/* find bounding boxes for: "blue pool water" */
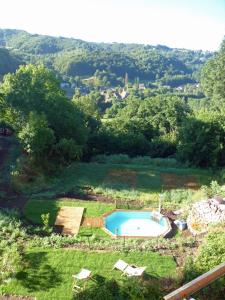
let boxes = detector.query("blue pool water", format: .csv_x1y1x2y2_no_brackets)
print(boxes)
105,211,169,237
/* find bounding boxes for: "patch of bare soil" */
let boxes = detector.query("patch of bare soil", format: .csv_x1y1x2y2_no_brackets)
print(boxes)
58,188,143,207
104,169,137,188
0,296,35,300
161,173,199,190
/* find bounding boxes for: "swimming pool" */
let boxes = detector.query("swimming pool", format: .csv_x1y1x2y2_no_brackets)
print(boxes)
104,211,171,237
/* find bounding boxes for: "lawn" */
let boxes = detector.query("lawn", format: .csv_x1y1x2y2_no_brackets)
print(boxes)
23,162,216,226
21,162,215,206
24,199,115,225
4,249,177,300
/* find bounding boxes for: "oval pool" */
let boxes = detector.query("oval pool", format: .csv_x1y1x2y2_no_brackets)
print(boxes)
104,211,171,237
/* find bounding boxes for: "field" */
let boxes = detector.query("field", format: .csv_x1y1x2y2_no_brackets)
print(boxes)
21,162,215,206
4,249,177,300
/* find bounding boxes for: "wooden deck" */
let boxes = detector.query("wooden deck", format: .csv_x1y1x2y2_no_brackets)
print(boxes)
55,207,84,235
81,217,103,227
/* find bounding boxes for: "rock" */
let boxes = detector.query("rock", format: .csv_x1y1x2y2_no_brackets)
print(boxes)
187,197,225,235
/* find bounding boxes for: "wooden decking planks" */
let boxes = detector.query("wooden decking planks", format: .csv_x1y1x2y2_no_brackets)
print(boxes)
55,207,84,235
81,217,103,227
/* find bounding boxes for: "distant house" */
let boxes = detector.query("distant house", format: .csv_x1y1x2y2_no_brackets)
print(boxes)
120,89,129,99
101,90,111,103
113,91,121,99
138,83,146,90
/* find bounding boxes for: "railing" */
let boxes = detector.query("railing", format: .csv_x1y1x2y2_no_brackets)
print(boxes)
164,262,225,300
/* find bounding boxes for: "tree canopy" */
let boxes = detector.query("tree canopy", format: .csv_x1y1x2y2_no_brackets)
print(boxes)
0,64,88,165
201,39,225,110
0,29,212,86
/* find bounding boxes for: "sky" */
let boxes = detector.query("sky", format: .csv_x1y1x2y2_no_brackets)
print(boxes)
0,0,224,51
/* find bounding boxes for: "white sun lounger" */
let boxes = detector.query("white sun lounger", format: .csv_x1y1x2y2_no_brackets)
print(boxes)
113,259,129,272
72,268,92,290
73,268,92,280
123,265,146,277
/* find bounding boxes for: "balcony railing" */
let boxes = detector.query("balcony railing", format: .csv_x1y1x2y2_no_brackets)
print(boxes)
164,262,225,300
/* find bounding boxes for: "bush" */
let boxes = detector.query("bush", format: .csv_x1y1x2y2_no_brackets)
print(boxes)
0,209,27,245
177,112,225,168
184,227,225,299
74,279,119,300
120,277,162,300
201,180,225,198
74,277,162,300
41,213,53,235
0,244,25,286
148,133,177,158
162,189,195,207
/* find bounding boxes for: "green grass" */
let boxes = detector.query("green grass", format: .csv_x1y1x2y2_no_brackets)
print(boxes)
22,162,217,225
78,227,110,238
4,249,177,300
24,199,115,225
21,162,216,206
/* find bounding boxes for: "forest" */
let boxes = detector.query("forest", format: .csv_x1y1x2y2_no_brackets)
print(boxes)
0,29,212,85
0,34,224,169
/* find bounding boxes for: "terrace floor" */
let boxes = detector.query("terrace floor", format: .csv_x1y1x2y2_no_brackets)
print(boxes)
81,216,103,227
55,207,84,235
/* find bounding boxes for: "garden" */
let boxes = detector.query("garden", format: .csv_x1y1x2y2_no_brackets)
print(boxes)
0,139,224,299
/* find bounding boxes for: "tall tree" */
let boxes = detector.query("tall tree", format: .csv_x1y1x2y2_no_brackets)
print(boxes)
201,39,225,110
1,64,88,165
177,110,225,167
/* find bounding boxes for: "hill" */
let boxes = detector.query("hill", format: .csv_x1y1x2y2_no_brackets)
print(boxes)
0,47,22,78
0,28,213,85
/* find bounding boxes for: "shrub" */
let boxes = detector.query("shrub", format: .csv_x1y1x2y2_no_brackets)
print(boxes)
162,189,195,207
184,227,225,299
74,279,119,300
74,277,162,300
0,244,25,285
201,180,225,198
148,133,177,158
120,277,162,300
41,213,52,234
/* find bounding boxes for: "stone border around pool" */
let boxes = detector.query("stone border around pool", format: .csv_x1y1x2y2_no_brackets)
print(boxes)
102,209,172,238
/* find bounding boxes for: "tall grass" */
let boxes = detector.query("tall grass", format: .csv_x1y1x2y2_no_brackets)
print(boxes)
91,154,182,168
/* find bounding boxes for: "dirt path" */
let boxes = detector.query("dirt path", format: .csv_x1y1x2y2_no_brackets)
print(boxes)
0,137,27,210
